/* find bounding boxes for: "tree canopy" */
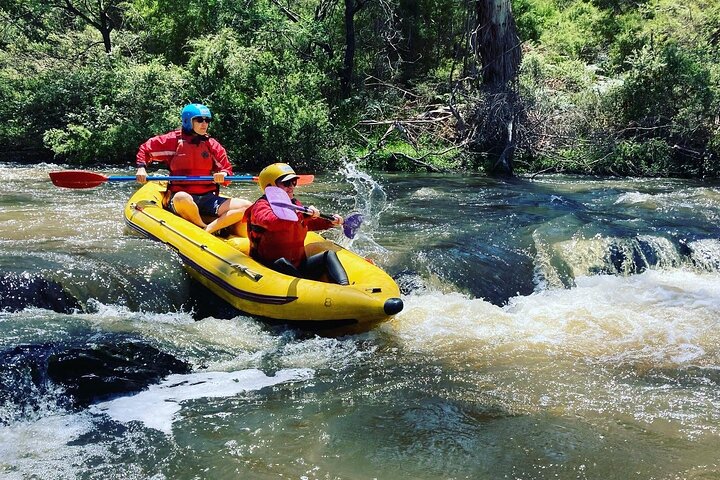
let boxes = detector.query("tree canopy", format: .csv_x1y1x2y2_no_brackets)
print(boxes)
0,0,718,177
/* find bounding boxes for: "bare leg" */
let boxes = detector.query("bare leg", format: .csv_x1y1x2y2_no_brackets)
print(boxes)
171,192,207,228
205,198,252,234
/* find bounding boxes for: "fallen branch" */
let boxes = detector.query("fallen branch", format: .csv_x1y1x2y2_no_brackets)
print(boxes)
390,152,444,172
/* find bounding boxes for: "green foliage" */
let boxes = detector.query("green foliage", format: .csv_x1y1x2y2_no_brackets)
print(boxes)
514,0,720,178
606,1,720,71
539,1,609,62
184,29,335,170
41,56,188,164
395,0,465,81
0,0,719,178
600,44,716,176
609,139,672,176
513,0,561,43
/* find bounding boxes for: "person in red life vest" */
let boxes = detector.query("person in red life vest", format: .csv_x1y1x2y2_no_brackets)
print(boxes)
244,163,349,285
135,103,251,235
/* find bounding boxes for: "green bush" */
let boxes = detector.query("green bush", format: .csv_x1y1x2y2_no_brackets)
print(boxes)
538,1,609,63
185,29,336,171
610,139,672,176
600,44,716,176
40,55,188,164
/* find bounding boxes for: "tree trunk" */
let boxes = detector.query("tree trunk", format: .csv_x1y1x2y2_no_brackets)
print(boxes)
475,0,521,87
54,0,117,53
100,16,112,53
340,0,357,98
470,0,522,176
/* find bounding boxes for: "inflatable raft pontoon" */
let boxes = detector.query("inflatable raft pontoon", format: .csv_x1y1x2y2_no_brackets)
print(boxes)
123,182,403,331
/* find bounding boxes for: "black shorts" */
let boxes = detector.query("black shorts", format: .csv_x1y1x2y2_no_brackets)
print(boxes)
169,191,229,217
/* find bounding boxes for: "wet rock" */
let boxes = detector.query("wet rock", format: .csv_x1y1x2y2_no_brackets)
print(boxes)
634,237,658,270
47,341,191,406
676,238,693,257
0,272,81,313
427,246,536,305
607,243,627,274
0,338,191,416
394,270,428,295
0,344,73,423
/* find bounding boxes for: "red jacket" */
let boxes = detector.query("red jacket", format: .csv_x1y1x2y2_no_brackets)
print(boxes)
245,197,334,268
136,129,233,194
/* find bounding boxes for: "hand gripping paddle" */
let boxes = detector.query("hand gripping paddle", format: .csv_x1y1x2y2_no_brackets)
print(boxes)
264,186,363,239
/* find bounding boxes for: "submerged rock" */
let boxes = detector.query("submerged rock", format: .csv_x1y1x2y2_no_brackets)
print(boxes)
0,272,81,313
47,341,192,406
393,270,428,295
0,344,73,423
0,337,191,418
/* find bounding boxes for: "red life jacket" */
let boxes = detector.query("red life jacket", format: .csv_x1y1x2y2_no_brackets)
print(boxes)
244,197,333,268
136,129,232,194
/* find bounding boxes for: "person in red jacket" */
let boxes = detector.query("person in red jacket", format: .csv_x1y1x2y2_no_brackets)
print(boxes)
244,163,349,285
135,103,251,235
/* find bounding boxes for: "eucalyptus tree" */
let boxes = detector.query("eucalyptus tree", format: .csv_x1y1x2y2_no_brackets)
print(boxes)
465,0,522,175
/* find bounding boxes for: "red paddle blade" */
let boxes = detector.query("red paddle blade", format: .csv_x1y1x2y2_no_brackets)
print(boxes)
49,170,109,189
253,175,314,186
296,174,314,186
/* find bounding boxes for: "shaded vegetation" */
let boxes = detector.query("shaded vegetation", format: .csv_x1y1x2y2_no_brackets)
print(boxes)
0,0,718,177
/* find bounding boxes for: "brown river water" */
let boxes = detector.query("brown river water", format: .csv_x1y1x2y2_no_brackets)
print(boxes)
1,162,719,479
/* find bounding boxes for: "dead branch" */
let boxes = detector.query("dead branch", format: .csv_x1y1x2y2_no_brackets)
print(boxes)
269,0,301,22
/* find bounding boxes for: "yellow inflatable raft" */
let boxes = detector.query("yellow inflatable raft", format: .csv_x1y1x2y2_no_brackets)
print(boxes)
123,182,403,331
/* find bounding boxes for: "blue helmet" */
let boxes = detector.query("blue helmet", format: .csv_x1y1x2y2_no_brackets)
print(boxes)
181,103,212,131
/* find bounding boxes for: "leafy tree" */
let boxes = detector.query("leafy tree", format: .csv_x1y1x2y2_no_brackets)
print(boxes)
42,55,188,164
50,0,126,53
184,28,335,170
603,44,717,176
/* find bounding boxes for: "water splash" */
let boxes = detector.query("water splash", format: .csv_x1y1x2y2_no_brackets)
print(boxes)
334,160,393,260
338,160,389,219
688,239,720,270
90,368,314,435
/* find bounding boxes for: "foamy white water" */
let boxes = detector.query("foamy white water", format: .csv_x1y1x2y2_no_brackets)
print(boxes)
387,269,720,366
90,368,314,435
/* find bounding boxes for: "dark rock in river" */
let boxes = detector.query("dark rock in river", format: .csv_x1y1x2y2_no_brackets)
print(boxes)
0,272,81,313
393,270,428,295
0,344,74,423
0,337,191,418
47,340,191,406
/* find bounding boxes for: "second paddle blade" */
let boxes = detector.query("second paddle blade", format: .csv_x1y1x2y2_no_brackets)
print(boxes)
49,170,110,189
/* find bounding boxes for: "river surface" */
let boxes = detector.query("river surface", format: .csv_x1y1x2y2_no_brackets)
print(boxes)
1,162,719,479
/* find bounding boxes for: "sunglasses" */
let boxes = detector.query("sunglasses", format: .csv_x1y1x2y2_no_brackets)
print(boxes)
280,178,298,187
193,117,212,124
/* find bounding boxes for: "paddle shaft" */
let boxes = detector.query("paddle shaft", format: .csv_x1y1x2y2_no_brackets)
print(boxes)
270,200,336,222
49,170,314,189
264,186,363,239
112,175,256,182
